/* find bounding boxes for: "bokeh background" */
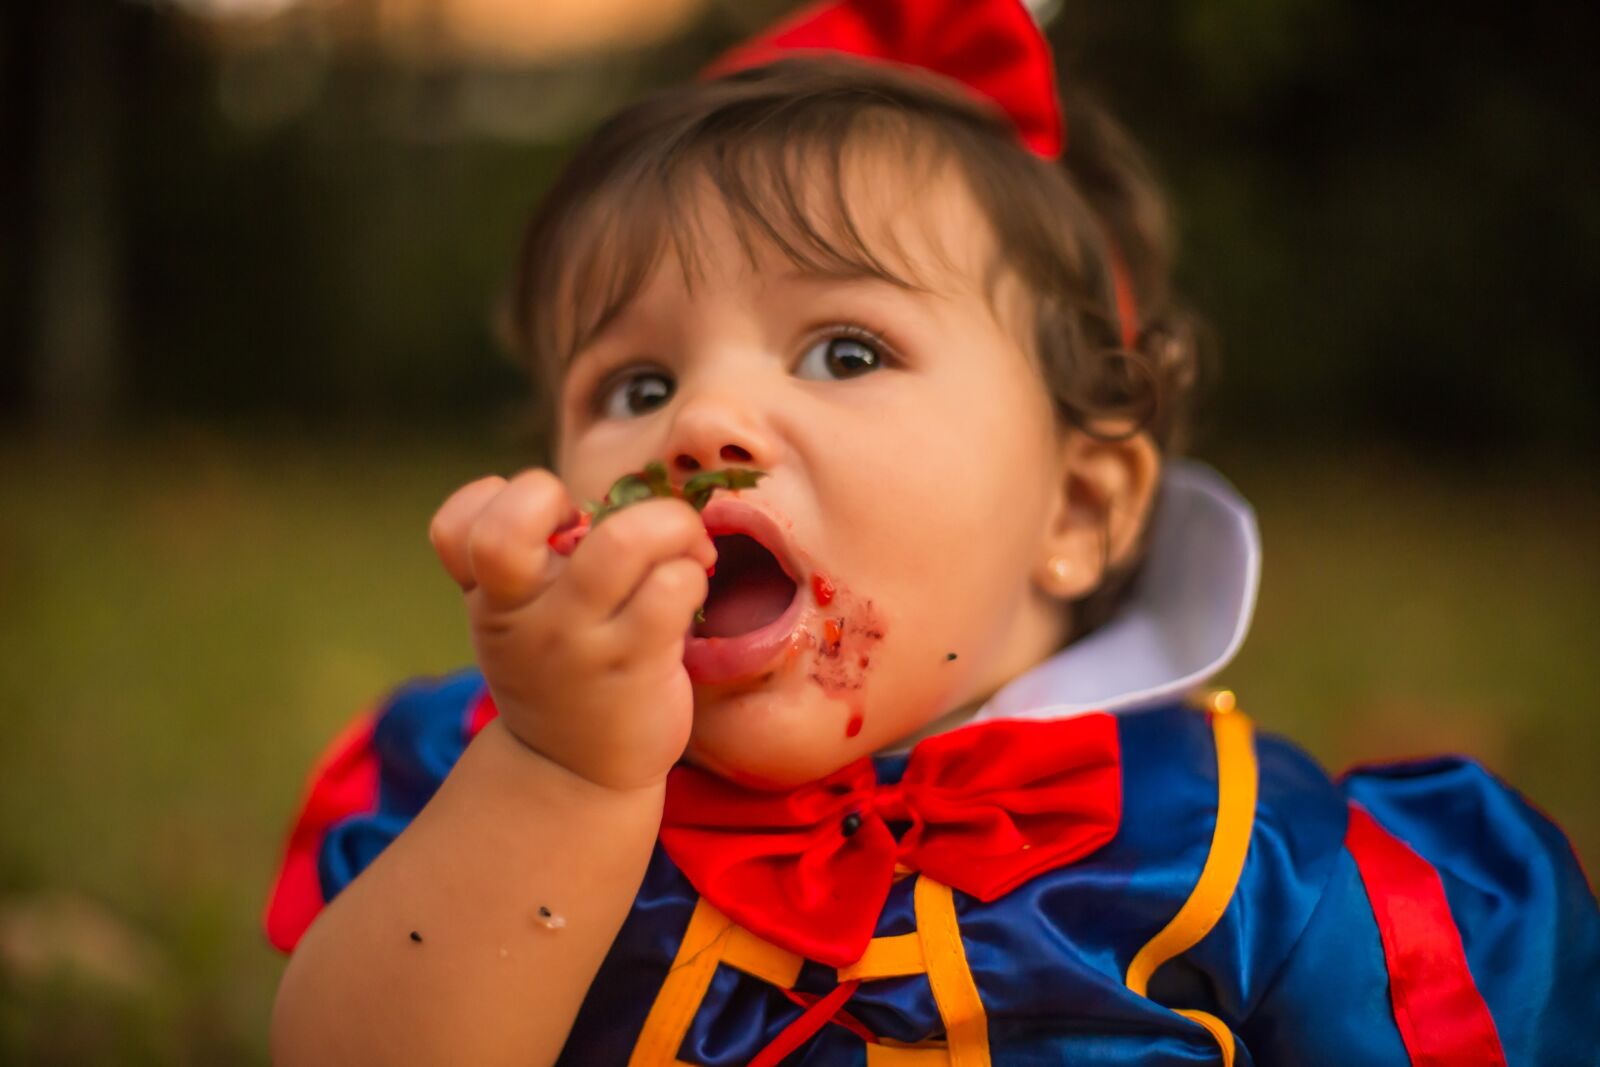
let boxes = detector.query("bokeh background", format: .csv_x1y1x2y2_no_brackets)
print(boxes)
2,0,1597,1061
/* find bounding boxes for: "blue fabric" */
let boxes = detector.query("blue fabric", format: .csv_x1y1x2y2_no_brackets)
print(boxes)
303,670,1600,1064
1344,760,1600,1063
315,670,483,902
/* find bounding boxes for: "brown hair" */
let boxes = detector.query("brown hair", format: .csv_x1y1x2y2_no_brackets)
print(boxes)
505,57,1203,635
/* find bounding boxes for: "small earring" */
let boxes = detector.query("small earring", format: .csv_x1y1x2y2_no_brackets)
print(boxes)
1047,556,1073,583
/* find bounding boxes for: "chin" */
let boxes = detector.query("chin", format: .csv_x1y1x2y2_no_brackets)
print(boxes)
684,684,880,788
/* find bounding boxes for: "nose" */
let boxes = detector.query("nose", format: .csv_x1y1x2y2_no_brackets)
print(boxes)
666,388,782,474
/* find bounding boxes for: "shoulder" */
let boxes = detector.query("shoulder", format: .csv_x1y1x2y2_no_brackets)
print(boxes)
1337,753,1598,952
1340,753,1593,898
1114,697,1599,1062
1333,755,1600,1060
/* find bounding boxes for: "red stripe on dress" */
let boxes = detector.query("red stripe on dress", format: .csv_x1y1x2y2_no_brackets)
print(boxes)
1344,803,1507,1066
780,988,879,1044
263,711,383,953
749,979,862,1067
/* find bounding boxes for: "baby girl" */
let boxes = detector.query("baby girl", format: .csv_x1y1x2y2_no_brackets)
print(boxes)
265,1,1599,1063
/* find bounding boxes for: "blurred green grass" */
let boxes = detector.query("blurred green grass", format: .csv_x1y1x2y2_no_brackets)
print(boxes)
0,429,1595,1063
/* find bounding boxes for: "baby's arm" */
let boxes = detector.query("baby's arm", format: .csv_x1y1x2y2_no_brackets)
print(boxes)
270,718,663,1065
271,471,717,1066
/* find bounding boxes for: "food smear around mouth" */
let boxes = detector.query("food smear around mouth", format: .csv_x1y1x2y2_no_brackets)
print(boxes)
823,617,844,653
804,580,886,743
811,572,835,607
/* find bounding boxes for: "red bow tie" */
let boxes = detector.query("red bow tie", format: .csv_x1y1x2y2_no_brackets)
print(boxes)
661,714,1121,967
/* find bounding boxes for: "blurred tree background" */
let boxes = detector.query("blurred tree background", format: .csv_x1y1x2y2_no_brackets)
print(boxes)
1,0,1596,1061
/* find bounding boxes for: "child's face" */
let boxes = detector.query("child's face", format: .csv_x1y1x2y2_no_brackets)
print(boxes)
553,158,1152,786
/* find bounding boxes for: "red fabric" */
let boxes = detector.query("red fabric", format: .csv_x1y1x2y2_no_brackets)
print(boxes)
780,989,878,1044
749,979,864,1067
662,715,1121,966
465,689,499,738
707,0,1062,161
262,711,383,952
1344,803,1508,1067
1107,241,1139,351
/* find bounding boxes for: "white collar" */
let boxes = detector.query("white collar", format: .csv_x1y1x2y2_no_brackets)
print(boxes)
971,459,1261,723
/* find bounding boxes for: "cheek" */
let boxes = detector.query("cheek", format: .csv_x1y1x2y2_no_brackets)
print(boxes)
806,399,1048,672
825,410,1043,604
556,424,646,498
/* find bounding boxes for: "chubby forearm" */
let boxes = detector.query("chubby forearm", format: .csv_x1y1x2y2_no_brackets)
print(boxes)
270,718,663,1066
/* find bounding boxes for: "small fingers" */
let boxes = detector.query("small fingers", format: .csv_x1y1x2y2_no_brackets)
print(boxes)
453,470,574,608
429,475,507,590
560,498,716,621
607,556,710,648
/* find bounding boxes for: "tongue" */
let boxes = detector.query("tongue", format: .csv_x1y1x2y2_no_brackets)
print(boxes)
696,535,796,638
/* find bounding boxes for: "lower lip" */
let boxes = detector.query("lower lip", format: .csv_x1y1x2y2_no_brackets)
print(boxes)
682,593,805,686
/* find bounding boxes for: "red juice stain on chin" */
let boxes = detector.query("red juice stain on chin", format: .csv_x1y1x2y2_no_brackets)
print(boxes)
811,572,835,607
823,617,844,652
807,601,885,692
803,583,886,740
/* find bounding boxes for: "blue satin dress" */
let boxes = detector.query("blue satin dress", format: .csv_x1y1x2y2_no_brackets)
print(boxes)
267,669,1600,1065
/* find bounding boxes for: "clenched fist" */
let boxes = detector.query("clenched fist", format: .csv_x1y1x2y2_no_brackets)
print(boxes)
428,469,717,792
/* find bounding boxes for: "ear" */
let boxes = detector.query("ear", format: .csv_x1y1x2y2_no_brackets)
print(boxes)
1035,429,1160,600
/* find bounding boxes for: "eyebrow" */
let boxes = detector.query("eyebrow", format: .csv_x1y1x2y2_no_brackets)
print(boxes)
777,264,927,290
563,301,638,369
560,260,938,372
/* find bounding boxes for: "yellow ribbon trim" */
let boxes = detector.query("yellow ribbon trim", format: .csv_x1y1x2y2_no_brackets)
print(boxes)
1123,695,1256,1064
867,1041,954,1066
1125,703,1257,995
722,923,804,989
839,932,927,981
627,897,732,1067
913,877,991,1067
1175,1009,1237,1067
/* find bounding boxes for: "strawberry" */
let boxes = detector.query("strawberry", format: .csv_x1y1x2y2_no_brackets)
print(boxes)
545,511,592,556
545,462,767,624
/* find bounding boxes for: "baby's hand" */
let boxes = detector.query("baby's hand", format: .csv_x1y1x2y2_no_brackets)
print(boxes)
428,470,717,792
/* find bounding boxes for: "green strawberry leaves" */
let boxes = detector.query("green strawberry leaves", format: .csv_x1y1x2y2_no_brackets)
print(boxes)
682,467,764,511
586,461,765,526
583,462,767,627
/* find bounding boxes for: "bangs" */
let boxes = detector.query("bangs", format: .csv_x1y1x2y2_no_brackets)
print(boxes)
507,59,1019,405
529,114,944,368
504,56,1183,467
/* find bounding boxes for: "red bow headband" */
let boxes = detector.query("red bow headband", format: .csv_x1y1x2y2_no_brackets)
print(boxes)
707,0,1063,160
706,0,1139,349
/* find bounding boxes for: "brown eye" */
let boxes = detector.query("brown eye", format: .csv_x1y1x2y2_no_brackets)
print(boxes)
598,370,673,419
796,334,883,381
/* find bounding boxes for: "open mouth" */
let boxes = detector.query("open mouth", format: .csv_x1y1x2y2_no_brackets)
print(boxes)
692,534,799,638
